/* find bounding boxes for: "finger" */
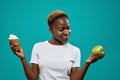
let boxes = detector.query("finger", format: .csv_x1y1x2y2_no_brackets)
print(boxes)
92,53,99,59
11,45,20,53
100,53,105,59
91,55,99,62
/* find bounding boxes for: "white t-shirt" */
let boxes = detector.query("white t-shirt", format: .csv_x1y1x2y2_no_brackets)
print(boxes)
30,41,81,80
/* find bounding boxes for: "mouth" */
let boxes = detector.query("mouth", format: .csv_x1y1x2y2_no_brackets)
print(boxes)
63,35,69,39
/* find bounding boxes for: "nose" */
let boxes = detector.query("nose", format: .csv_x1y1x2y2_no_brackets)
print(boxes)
63,29,71,35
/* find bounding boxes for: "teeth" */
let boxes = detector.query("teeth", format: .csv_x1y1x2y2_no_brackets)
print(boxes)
63,36,69,38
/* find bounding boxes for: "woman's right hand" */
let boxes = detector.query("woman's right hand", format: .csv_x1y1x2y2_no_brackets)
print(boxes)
10,42,24,59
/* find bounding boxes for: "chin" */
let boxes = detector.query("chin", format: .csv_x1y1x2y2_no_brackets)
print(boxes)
62,40,68,44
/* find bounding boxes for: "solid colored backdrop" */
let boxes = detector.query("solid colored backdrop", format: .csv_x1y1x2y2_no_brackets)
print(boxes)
0,0,120,80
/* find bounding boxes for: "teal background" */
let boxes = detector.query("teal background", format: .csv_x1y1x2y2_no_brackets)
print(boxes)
0,0,120,80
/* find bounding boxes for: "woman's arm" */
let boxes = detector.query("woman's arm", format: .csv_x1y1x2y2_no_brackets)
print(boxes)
21,57,39,80
70,63,90,80
70,54,104,80
10,43,39,80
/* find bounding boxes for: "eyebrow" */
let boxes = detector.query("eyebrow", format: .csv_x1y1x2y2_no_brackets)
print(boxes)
58,26,70,28
58,26,70,31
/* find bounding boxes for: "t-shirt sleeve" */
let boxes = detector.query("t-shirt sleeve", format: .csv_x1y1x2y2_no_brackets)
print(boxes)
72,48,81,67
30,44,39,64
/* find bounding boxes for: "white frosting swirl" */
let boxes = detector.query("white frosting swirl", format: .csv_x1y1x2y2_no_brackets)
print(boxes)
8,34,19,40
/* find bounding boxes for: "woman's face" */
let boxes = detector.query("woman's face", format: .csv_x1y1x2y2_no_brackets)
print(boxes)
49,16,71,45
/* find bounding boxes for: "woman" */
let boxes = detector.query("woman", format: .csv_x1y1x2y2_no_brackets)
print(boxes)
10,10,104,80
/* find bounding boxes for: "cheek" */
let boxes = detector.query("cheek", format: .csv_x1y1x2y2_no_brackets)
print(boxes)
54,30,63,35
54,31,63,38
57,31,63,35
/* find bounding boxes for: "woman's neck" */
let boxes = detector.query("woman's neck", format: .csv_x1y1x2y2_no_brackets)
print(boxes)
49,38,66,45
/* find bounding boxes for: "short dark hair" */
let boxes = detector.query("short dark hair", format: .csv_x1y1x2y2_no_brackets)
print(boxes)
47,10,68,27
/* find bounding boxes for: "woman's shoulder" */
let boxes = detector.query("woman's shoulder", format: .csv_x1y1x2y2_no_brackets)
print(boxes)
67,42,80,51
33,40,48,47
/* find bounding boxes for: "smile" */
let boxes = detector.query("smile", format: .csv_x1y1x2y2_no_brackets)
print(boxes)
63,35,69,39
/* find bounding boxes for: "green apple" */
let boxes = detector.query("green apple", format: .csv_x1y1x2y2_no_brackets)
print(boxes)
92,45,104,56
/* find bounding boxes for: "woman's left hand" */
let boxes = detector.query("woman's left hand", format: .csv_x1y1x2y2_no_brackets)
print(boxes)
86,53,105,64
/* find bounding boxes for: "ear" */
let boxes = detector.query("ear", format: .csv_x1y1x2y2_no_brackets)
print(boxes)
49,27,53,33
